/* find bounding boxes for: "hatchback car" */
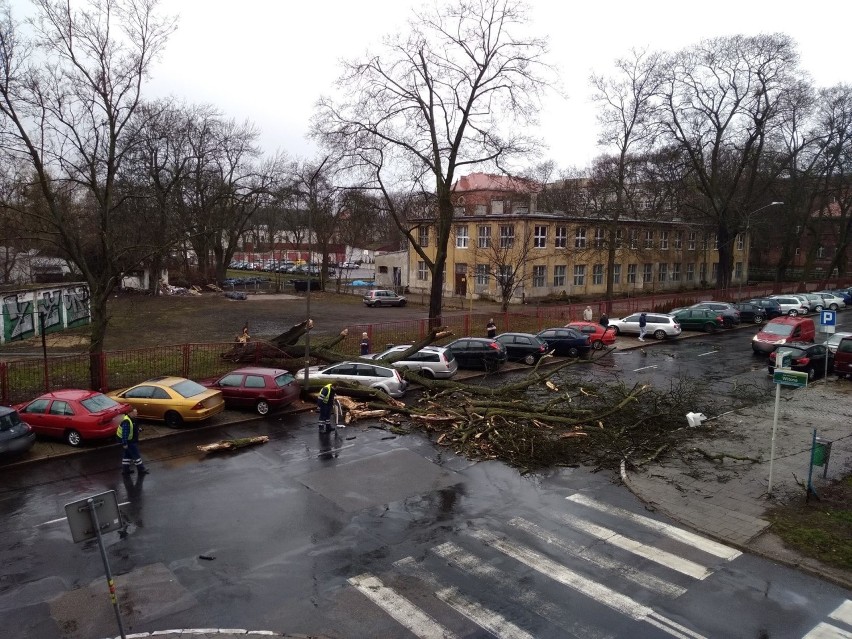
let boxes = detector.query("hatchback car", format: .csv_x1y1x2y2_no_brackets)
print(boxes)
108,376,225,427
813,292,846,311
366,345,458,379
746,298,783,319
537,327,592,357
444,338,508,371
295,362,408,398
495,332,551,365
767,343,832,380
768,295,810,316
668,308,725,333
733,302,767,324
15,389,133,446
565,321,617,350
0,406,36,458
201,367,301,415
363,289,407,307
690,301,740,327
608,313,682,340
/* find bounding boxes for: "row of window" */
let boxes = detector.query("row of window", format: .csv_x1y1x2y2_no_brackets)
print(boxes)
422,225,744,251
415,261,741,286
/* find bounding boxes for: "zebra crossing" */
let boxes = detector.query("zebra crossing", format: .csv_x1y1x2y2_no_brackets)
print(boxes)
347,492,742,638
802,600,852,639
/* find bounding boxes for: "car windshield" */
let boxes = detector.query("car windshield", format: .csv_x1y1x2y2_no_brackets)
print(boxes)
80,394,121,412
0,410,24,432
763,324,793,336
827,333,852,348
274,373,295,387
170,379,208,398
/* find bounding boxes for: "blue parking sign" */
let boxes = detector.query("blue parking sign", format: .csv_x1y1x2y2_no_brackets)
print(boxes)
820,310,836,326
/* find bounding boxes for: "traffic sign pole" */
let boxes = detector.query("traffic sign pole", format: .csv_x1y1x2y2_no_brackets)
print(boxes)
768,382,781,494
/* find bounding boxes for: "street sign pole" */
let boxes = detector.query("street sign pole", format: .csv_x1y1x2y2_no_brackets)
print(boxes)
768,381,782,495
89,498,127,639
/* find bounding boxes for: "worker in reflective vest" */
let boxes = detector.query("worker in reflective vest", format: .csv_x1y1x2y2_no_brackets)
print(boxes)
117,411,149,475
317,383,335,432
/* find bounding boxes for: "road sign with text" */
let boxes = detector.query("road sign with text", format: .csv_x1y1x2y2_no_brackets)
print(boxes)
773,369,808,388
820,310,836,326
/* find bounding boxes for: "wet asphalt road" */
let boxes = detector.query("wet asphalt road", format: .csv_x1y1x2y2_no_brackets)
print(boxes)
1,317,851,639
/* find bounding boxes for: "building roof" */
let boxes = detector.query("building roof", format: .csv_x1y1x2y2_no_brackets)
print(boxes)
452,172,542,194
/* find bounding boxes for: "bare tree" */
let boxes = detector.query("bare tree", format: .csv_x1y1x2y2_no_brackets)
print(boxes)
313,0,553,321
472,225,535,311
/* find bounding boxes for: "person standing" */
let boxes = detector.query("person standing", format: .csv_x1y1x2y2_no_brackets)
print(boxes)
360,332,370,356
317,383,336,433
599,312,609,328
638,312,648,341
117,410,148,475
486,318,497,339
583,306,593,322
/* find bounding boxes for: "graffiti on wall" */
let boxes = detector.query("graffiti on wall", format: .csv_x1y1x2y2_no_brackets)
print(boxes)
1,284,91,343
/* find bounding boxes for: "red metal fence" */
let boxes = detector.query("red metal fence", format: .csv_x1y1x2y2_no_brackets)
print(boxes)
1,280,847,405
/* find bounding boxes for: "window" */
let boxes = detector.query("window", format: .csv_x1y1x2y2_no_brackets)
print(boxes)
499,225,514,248
713,233,718,250
795,247,800,255
575,227,587,248
454,206,464,216
643,263,653,283
672,263,681,281
735,262,743,280
573,264,586,286
532,265,546,287
673,231,683,250
817,246,826,259
612,264,621,284
593,263,604,285
687,232,696,250
534,225,547,248
475,264,489,285
554,226,567,248
478,225,491,248
492,200,504,215
553,265,566,286
417,261,428,281
497,264,513,282
658,263,667,282
627,264,637,284
594,227,605,249
644,229,654,249
475,204,486,215
711,262,718,279
736,234,744,251
418,226,429,248
245,375,266,388
699,262,707,282
218,374,243,387
455,225,469,248
615,229,624,248
660,231,669,250
686,263,695,281
629,229,639,249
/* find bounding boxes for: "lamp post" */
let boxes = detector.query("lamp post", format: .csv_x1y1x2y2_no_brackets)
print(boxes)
738,201,783,301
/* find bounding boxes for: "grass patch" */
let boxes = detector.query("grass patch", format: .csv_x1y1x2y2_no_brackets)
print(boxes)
767,475,852,571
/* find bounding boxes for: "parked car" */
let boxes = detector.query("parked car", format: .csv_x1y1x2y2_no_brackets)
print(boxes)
495,332,551,365
820,289,852,305
813,292,846,311
668,308,725,333
745,298,783,320
366,345,458,379
833,336,852,378
201,367,301,415
339,261,359,269
768,343,833,381
733,302,768,324
801,293,828,312
0,406,36,458
565,321,616,350
444,338,508,371
108,376,225,427
537,327,592,357
690,301,740,327
363,289,407,307
295,361,408,398
15,389,133,446
768,295,810,316
751,316,816,354
826,331,852,354
608,313,682,340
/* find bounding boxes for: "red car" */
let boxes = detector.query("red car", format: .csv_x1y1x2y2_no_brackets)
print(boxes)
201,367,301,415
15,389,133,447
566,321,617,350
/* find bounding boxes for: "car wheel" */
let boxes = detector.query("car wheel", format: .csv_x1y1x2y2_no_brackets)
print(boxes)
610,326,621,335
653,329,667,340
814,305,824,313
703,323,715,333
788,309,798,316
592,339,603,350
754,314,765,324
64,429,82,447
830,303,839,311
164,411,183,428
256,400,270,415
523,353,537,365
421,368,435,379
399,300,407,307
567,347,580,357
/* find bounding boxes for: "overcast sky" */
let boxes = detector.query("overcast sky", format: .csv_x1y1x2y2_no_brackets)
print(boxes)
13,0,852,172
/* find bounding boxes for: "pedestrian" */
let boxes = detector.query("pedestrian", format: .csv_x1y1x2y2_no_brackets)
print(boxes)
317,382,336,433
360,332,370,356
638,312,647,341
583,306,593,322
117,410,148,475
599,312,609,328
486,318,497,339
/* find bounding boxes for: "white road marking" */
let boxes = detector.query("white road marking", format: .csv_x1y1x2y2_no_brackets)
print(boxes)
40,501,131,527
566,494,741,560
647,612,709,639
802,622,852,639
632,365,658,372
348,573,458,639
562,517,711,579
830,600,852,625
509,517,687,597
697,351,717,357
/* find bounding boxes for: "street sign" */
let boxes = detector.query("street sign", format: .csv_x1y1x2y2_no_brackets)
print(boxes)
773,369,808,388
820,310,836,326
64,491,122,543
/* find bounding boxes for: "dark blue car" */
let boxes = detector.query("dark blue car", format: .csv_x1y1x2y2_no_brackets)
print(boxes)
536,327,591,357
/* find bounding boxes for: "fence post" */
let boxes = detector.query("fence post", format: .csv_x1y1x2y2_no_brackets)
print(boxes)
0,361,7,404
182,344,191,378
419,319,427,339
463,314,470,336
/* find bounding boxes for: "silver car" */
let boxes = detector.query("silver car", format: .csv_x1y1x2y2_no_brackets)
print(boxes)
826,332,852,354
608,313,682,340
366,345,458,379
295,361,408,398
769,295,810,316
363,289,407,307
814,292,846,311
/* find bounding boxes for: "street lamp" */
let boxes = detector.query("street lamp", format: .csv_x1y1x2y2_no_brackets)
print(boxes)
738,201,783,300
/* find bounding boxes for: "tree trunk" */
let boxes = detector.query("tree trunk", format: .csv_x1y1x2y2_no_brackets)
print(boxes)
716,224,734,289
87,289,110,390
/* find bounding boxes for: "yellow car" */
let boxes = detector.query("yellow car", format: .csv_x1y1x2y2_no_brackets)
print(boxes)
108,376,225,427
